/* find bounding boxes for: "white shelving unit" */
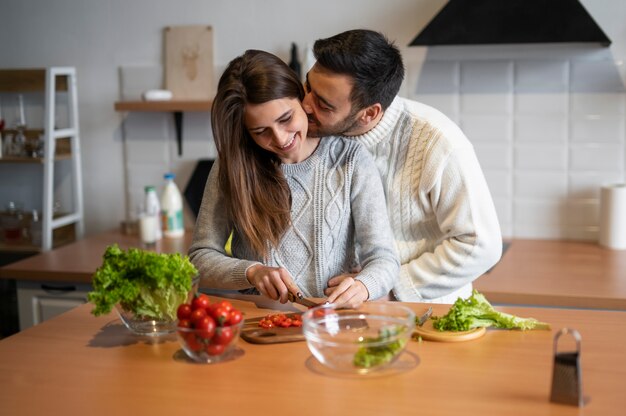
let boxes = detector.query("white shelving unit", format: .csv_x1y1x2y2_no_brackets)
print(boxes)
0,67,84,251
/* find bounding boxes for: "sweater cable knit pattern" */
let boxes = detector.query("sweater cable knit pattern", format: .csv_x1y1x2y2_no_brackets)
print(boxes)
350,96,502,303
188,135,399,300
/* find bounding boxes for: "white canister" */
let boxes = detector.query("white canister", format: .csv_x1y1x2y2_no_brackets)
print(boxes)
598,183,626,250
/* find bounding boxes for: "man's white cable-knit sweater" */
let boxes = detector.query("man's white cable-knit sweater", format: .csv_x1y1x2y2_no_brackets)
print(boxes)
188,136,400,300
351,96,502,303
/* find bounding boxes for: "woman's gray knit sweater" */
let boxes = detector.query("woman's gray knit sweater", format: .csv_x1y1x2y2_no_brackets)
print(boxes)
188,136,399,300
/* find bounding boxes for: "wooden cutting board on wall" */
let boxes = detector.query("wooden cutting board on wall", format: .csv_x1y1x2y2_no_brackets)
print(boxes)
164,25,214,100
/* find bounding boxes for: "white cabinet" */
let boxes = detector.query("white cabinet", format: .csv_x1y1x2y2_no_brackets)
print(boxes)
16,280,92,329
0,67,84,252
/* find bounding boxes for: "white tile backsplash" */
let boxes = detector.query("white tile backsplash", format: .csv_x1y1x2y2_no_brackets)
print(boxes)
569,116,624,144
383,53,617,241
570,60,626,93
514,60,568,93
460,61,513,93
513,199,568,239
483,170,512,198
514,172,568,199
565,199,600,226
568,171,625,198
515,144,567,171
515,93,568,115
413,94,459,119
460,94,513,115
415,61,460,94
473,144,512,170
460,115,511,142
569,144,624,171
514,116,567,143
570,93,626,115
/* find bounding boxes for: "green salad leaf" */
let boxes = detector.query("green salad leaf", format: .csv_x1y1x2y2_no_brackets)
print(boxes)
353,325,407,368
87,244,197,320
432,290,550,331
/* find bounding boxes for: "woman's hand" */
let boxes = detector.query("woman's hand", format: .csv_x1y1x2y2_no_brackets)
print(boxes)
246,264,300,303
325,274,369,309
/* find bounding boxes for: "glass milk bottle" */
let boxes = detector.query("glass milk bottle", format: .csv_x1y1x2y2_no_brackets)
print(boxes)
144,185,162,240
160,173,184,238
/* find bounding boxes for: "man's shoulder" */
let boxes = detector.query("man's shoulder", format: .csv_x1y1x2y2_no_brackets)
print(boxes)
397,97,456,128
396,97,469,146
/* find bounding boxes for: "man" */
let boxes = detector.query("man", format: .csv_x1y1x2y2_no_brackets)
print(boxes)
302,29,502,303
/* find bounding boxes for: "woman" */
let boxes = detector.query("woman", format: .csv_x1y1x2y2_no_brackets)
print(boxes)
188,50,398,308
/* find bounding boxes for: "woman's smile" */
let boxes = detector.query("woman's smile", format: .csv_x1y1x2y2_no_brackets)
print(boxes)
245,98,319,164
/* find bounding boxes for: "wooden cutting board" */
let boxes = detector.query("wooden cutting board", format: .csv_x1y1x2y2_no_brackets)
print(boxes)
240,316,305,344
413,319,486,342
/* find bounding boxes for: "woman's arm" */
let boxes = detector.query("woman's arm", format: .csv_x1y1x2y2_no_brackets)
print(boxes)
188,161,259,289
188,161,303,302
327,144,400,307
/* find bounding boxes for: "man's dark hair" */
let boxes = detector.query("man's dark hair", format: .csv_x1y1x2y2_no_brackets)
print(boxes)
313,29,404,111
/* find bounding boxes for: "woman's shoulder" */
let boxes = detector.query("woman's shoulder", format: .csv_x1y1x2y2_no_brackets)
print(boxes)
321,135,368,157
318,136,376,174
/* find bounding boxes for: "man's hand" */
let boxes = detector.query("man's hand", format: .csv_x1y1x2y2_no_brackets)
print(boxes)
246,264,300,303
325,274,369,309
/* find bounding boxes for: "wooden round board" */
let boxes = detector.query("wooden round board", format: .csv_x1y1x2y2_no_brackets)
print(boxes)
413,319,486,342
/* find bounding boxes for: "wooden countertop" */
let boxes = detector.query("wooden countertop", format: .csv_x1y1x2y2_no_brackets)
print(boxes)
474,239,626,310
0,229,193,282
2,232,626,310
0,298,624,415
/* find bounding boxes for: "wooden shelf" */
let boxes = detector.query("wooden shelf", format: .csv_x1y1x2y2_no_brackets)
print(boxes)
114,99,214,156
0,69,68,92
114,100,212,112
0,155,71,164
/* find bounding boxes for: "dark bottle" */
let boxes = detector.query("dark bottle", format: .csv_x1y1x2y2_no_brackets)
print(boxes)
288,42,302,81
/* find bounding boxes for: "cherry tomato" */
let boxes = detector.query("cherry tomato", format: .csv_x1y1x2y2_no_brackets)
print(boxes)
177,303,192,320
177,318,192,329
190,307,208,326
228,309,243,325
212,326,234,346
207,302,220,317
258,313,302,328
185,333,203,352
206,343,225,356
259,319,274,329
195,315,216,339
192,294,211,311
278,318,292,328
212,306,230,326
217,300,233,313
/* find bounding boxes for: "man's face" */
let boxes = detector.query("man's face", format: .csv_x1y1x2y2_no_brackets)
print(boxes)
302,64,362,137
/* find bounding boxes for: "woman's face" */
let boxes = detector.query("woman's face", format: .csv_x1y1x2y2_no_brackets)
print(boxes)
244,97,313,164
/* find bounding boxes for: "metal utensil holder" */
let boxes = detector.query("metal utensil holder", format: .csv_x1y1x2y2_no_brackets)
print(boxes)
550,328,587,407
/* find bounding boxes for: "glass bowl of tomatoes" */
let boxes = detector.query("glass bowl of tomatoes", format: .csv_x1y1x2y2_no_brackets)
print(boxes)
302,302,415,374
175,295,245,363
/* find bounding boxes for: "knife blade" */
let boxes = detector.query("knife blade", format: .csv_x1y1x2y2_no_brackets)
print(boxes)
417,307,433,326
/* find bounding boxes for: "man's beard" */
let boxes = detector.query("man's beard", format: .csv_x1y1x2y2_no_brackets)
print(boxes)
307,111,361,138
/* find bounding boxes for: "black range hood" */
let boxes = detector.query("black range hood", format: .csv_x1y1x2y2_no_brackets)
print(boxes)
410,0,611,47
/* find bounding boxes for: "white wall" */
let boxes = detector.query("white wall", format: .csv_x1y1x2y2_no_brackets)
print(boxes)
1,0,625,241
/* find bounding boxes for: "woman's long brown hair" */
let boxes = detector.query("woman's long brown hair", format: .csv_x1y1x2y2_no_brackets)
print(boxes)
211,50,304,259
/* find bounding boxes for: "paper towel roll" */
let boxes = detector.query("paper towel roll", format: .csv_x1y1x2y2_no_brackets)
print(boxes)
599,183,626,250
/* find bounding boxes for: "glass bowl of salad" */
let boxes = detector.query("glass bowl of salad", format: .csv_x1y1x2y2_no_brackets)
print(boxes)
114,275,200,337
302,302,415,374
